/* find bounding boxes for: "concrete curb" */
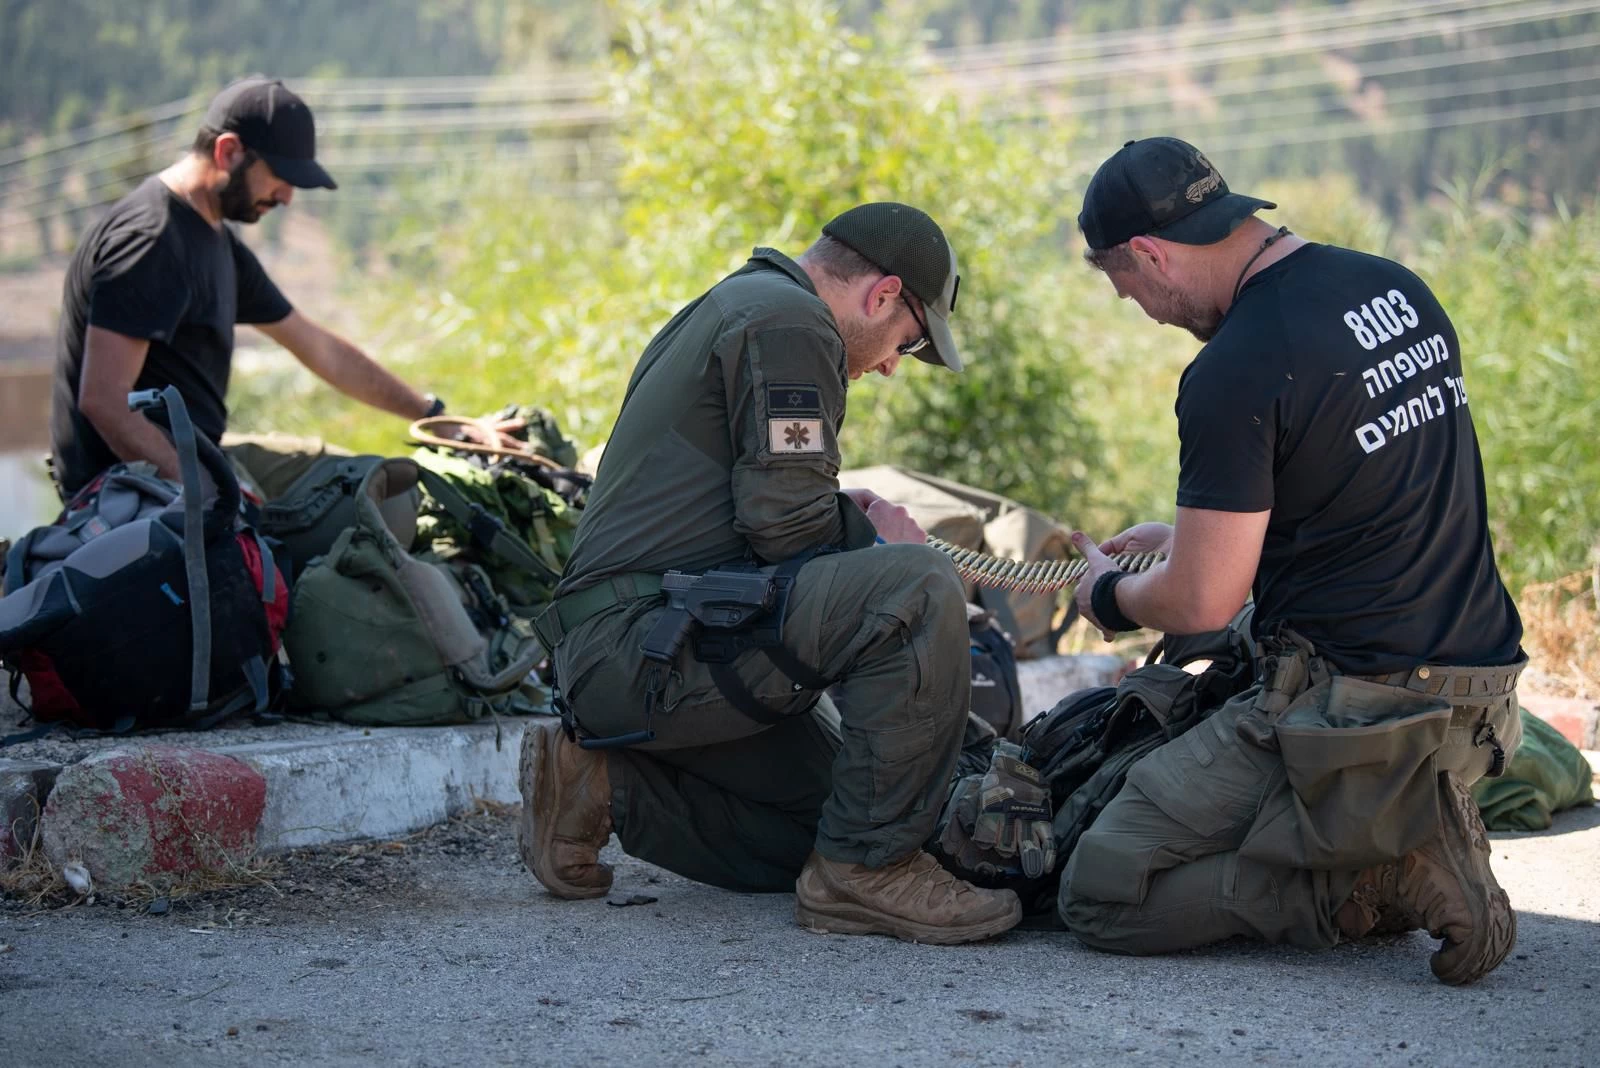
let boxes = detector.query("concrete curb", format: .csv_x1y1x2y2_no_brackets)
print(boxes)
1,654,1128,874
0,759,58,860
229,724,526,851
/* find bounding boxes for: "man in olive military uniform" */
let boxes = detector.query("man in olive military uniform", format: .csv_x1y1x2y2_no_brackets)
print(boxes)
520,203,1023,944
1063,138,1525,984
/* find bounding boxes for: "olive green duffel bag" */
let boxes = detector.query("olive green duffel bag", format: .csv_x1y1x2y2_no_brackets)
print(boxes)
283,458,548,726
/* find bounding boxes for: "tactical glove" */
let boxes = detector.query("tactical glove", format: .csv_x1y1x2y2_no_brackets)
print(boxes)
934,741,1055,880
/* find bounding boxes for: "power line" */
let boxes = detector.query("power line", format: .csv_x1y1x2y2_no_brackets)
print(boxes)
0,0,1534,169
5,0,1596,235
995,28,1600,120
942,0,1600,91
0,97,202,169
2,143,620,229
0,93,611,194
8,3,1591,205
927,0,1531,69
1199,89,1600,152
1001,64,1600,132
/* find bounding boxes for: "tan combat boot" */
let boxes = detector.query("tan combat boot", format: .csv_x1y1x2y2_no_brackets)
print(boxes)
1336,772,1516,985
794,849,1022,945
517,718,614,899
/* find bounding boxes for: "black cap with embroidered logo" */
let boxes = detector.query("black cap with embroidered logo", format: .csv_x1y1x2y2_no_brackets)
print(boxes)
1078,137,1274,250
821,202,963,372
203,76,336,190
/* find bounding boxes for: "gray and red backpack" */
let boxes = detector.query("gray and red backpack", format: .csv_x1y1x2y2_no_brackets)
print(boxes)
0,386,289,736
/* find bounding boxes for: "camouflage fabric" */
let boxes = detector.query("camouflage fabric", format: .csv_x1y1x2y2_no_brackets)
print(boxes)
411,448,580,617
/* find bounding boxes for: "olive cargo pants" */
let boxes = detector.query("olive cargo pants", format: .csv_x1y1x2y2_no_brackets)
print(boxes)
553,543,970,892
1058,661,1524,954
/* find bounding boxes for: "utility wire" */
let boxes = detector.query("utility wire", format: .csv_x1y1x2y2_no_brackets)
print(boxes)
941,0,1600,91
993,28,1600,120
928,0,1532,68
7,9,1592,204
0,0,1553,168
13,18,1592,212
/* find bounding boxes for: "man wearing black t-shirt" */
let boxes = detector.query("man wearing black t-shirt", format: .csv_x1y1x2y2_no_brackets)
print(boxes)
50,77,442,497
1056,137,1526,986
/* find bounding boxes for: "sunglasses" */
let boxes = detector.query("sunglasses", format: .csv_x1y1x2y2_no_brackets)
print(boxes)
898,294,931,357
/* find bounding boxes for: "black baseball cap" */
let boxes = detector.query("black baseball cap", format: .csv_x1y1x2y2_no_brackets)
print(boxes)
1079,137,1273,250
203,77,336,190
821,202,963,372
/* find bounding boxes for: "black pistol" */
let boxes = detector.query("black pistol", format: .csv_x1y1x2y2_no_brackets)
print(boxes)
640,569,778,665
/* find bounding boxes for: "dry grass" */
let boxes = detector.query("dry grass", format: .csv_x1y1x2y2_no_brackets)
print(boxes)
0,822,284,913
1518,567,1600,700
1,791,514,915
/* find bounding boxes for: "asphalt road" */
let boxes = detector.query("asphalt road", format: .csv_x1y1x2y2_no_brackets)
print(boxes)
3,802,1597,1067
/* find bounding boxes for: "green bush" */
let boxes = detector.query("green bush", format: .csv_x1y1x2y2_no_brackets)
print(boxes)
1411,199,1600,589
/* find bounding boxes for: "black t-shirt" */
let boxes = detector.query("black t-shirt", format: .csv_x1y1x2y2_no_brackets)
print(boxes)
1175,243,1521,674
50,176,293,493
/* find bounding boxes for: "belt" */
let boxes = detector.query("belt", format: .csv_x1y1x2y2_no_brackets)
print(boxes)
1353,655,1526,703
531,572,663,651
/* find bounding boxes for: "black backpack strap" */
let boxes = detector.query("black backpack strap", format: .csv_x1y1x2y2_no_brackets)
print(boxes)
150,387,213,714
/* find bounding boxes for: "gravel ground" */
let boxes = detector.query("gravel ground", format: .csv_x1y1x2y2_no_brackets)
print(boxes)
2,800,1597,1067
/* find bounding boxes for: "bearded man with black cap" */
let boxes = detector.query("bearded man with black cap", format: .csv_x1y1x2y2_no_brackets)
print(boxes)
1059,137,1526,985
51,76,442,498
520,203,1025,944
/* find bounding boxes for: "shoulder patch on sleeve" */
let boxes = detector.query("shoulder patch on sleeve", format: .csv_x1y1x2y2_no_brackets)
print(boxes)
766,382,823,416
769,418,825,454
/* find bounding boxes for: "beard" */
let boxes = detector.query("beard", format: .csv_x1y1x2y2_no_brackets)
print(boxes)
838,314,898,378
1151,276,1223,342
218,161,270,223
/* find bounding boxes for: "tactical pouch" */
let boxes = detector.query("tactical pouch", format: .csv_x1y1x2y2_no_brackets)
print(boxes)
256,453,417,573
1239,675,1452,870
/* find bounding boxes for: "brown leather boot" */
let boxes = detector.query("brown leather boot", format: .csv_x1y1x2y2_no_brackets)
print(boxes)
1336,772,1516,985
794,849,1022,945
517,718,614,899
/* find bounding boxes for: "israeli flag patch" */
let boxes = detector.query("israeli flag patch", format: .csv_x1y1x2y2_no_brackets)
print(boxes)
767,383,822,415
769,418,825,454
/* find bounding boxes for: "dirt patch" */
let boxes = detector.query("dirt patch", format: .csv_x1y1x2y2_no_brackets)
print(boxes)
1,799,524,926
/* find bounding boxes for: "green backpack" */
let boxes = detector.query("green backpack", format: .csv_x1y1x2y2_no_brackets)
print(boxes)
283,459,548,726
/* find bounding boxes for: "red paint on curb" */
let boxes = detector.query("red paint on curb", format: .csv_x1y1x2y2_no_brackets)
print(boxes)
101,747,267,874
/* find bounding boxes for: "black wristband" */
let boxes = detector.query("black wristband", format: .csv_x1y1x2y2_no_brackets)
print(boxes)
422,394,446,418
1091,570,1140,633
